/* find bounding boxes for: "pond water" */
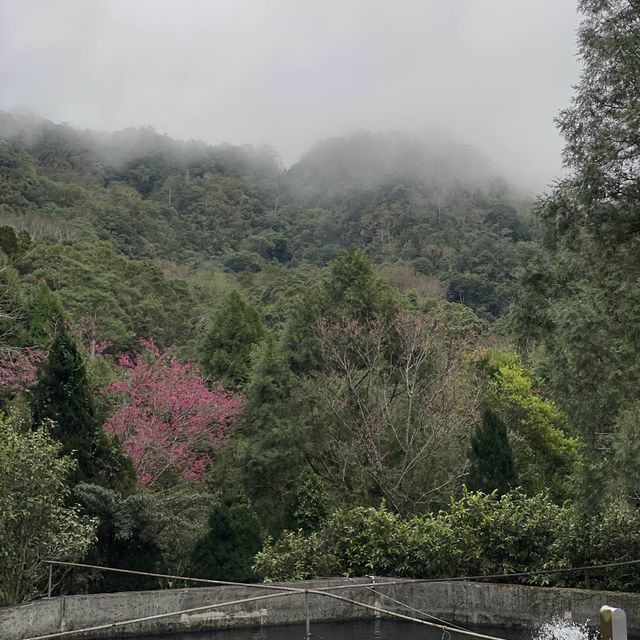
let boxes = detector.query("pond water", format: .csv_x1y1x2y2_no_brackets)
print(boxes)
134,618,591,640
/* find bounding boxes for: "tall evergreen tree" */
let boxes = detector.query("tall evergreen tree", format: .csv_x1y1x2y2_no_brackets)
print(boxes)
32,323,136,493
244,336,292,430
514,0,640,465
0,226,18,258
191,494,262,582
467,408,516,496
32,327,101,484
237,337,306,532
545,0,640,245
280,293,322,376
199,291,265,388
326,248,396,320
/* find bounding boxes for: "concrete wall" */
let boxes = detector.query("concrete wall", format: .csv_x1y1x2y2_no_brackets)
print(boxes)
3,579,640,640
388,581,640,630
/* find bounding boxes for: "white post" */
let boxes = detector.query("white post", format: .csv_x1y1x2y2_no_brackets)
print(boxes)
370,575,381,619
304,590,311,640
600,606,627,640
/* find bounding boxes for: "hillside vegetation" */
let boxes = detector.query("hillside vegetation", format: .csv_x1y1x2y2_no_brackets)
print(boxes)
3,1,640,602
0,112,531,319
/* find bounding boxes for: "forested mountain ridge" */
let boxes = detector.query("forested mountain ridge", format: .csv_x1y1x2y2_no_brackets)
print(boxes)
0,111,532,319
3,0,640,608
8,3,640,598
0,110,563,601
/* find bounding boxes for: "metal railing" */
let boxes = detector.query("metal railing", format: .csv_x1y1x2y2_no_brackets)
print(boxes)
32,557,640,640
34,561,508,640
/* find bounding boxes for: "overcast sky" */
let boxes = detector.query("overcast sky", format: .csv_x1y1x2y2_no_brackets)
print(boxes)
0,1,580,192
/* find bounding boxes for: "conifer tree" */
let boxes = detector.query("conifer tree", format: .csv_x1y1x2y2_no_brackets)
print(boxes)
32,327,101,484
199,291,265,388
514,0,640,458
326,248,396,320
237,337,307,531
191,494,262,582
467,408,516,496
244,336,292,430
0,226,18,258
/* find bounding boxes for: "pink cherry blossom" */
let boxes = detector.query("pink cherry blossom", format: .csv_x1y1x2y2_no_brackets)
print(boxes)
0,348,45,394
103,340,242,487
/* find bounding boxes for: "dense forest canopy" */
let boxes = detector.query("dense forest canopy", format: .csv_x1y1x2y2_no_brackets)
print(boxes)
0,110,532,320
2,0,640,604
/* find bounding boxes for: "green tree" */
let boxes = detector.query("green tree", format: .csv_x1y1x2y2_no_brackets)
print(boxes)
31,326,130,486
72,483,211,591
325,248,396,320
0,415,96,605
467,408,516,495
32,327,99,482
0,226,18,258
232,337,306,533
191,494,262,582
24,283,65,346
73,484,163,592
288,467,330,532
545,0,640,245
199,290,265,388
280,293,322,375
513,0,640,505
244,337,293,424
476,349,579,498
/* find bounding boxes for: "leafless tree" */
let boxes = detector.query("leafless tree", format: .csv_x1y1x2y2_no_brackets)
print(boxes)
309,309,480,513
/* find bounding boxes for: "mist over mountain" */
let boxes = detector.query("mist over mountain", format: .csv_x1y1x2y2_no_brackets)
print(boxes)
287,130,499,204
0,110,281,180
0,1,579,194
0,111,532,319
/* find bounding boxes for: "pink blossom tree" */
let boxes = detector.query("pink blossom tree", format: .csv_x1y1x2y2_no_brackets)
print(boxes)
0,348,45,395
103,340,241,487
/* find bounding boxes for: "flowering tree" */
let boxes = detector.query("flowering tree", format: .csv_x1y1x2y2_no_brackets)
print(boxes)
103,340,241,487
0,348,45,395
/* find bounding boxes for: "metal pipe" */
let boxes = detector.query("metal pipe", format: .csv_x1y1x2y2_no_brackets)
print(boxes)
304,589,311,639
43,560,304,593
25,590,298,640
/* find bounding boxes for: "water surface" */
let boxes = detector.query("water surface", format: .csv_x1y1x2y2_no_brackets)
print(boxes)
136,620,530,640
